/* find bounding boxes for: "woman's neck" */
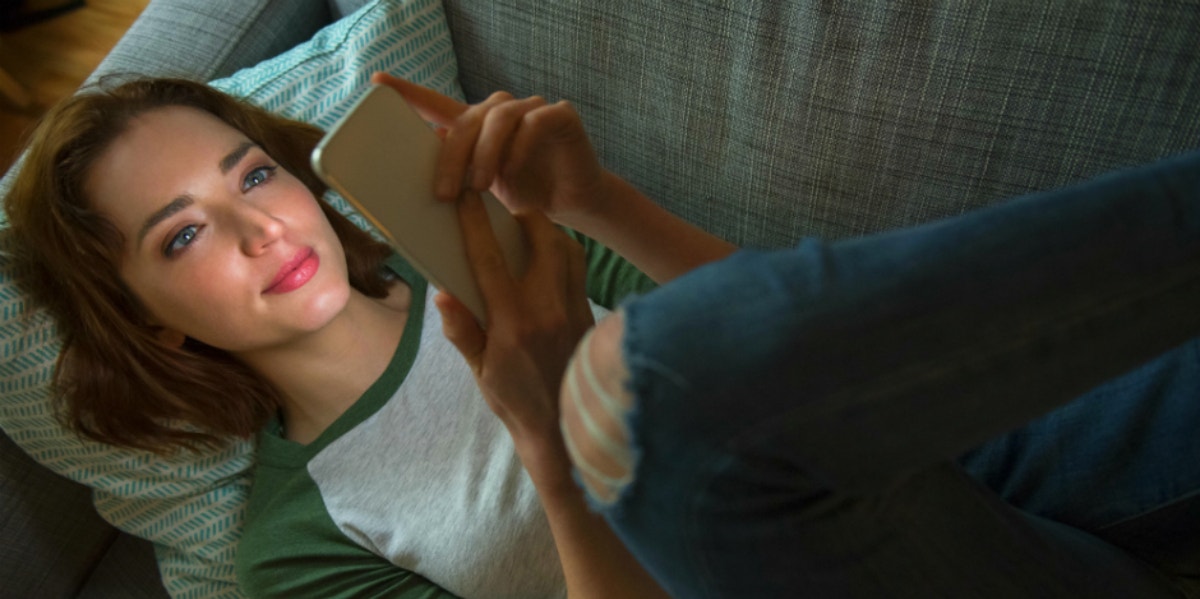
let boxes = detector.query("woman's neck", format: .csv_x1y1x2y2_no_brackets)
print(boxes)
240,280,413,445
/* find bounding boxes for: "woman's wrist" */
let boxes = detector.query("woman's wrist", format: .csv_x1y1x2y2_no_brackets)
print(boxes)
553,170,625,236
557,171,738,283
511,432,580,497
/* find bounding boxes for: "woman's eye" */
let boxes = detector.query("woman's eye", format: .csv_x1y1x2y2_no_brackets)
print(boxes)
164,225,200,257
242,165,278,190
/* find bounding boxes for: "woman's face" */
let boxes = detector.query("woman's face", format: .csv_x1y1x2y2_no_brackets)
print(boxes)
85,106,352,353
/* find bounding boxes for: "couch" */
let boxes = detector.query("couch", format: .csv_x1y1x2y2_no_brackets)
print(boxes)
1,0,1197,596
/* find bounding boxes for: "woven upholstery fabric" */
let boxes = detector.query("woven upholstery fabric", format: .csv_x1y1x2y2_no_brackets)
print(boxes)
329,0,377,19
0,0,463,597
86,0,333,84
77,534,174,599
0,427,119,598
443,0,1200,248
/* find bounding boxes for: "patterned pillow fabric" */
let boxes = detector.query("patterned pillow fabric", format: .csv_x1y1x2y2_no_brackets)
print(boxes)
0,0,463,597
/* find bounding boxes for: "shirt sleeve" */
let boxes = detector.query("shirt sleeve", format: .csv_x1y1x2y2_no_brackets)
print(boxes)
564,228,657,309
242,550,460,599
237,442,461,599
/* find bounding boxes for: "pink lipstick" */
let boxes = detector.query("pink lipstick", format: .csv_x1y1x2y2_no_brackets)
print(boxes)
265,248,319,294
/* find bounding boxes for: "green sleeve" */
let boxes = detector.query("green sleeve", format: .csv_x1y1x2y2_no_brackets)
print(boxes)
237,456,460,599
564,228,657,309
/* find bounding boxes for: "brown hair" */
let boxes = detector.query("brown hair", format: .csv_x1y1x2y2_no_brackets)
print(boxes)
3,77,395,454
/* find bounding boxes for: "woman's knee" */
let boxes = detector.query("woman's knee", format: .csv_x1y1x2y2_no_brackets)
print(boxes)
559,310,639,506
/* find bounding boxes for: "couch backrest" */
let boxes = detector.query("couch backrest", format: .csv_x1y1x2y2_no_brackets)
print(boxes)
443,0,1200,249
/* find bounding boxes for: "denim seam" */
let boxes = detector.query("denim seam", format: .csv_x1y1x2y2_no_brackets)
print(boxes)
1097,487,1200,531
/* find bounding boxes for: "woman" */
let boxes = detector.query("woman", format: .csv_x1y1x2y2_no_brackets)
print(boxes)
346,77,1200,598
11,72,1197,599
4,73,733,598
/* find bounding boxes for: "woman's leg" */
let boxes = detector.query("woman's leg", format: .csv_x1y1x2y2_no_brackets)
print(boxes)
958,338,1200,579
561,150,1200,597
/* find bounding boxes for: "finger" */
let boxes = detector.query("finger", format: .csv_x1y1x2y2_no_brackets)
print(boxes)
504,101,587,177
437,91,514,201
470,95,547,191
434,291,487,373
371,72,473,200
518,209,569,282
370,72,467,127
563,235,593,328
516,211,577,316
457,191,517,315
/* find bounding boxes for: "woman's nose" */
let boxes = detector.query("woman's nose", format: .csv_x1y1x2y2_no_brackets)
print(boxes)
234,204,286,255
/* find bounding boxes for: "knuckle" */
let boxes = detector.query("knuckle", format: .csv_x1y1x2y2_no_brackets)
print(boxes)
490,100,527,123
475,248,508,274
451,111,482,136
486,90,515,104
511,321,542,346
524,106,552,126
554,99,578,115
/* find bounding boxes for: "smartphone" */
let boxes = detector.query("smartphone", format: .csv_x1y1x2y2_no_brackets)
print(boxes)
311,84,529,325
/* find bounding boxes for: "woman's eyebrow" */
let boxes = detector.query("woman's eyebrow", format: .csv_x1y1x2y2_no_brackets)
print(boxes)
137,195,193,249
220,141,258,175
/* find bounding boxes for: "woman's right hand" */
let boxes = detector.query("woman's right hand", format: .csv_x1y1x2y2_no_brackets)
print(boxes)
436,190,670,599
434,190,594,453
371,73,611,229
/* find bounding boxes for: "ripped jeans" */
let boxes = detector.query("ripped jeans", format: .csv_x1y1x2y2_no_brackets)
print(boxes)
561,149,1200,598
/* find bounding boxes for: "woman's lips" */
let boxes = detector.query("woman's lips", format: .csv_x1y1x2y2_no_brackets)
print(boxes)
264,248,319,294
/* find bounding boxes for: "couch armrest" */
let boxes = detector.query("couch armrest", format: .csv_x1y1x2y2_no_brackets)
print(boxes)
1,0,341,200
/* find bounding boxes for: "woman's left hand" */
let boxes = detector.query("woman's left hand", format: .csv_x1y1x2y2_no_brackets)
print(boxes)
435,190,595,445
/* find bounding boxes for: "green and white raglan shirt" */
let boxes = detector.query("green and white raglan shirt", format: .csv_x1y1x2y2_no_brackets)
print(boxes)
236,233,655,599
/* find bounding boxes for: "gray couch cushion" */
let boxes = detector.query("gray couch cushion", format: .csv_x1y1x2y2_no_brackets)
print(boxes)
442,1,1200,248
0,429,116,597
77,534,168,599
328,0,376,18
86,0,334,84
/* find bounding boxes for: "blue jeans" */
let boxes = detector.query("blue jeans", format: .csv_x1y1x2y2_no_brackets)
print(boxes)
599,150,1200,597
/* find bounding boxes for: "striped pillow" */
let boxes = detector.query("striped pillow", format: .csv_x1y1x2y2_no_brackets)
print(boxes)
0,0,463,597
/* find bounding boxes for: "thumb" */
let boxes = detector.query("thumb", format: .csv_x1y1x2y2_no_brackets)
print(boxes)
434,291,487,373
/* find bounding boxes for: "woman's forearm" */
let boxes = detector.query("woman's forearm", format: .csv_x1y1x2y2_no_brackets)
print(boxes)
513,436,669,599
560,172,738,283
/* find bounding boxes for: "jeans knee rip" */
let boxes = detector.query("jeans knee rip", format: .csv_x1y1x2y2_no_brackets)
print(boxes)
561,313,640,510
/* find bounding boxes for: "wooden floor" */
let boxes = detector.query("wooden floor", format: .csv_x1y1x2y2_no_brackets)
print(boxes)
0,0,150,174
